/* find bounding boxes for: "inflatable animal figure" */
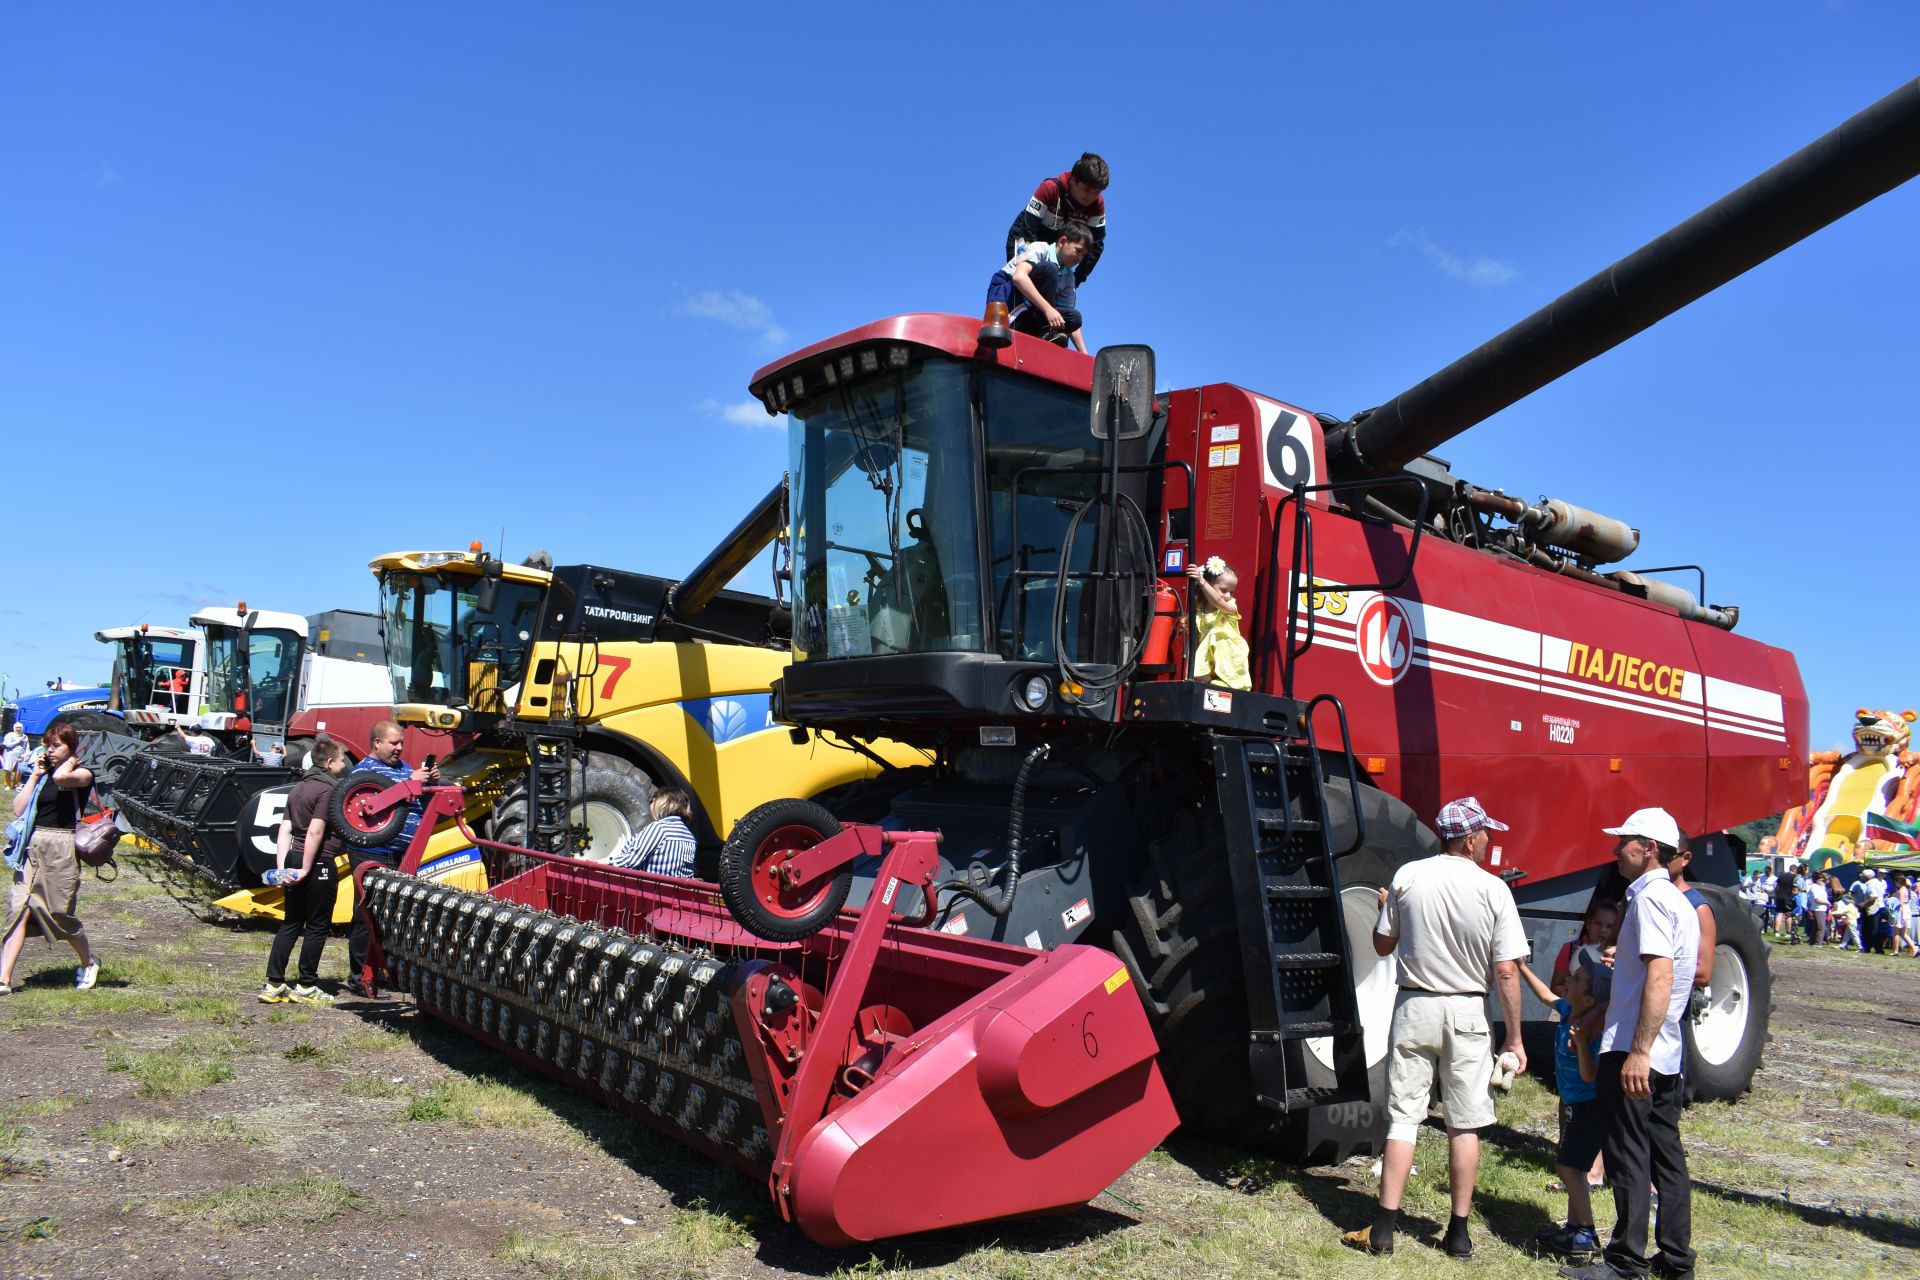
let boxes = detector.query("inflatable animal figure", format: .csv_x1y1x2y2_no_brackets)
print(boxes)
1776,709,1918,858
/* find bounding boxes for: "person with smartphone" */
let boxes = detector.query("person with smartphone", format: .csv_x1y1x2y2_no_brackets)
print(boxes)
342,722,438,998
257,739,350,1005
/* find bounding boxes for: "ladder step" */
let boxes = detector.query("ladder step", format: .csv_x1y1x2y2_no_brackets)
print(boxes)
1275,1019,1354,1039
1281,1084,1361,1110
1274,951,1344,970
1265,884,1334,901
1257,816,1323,835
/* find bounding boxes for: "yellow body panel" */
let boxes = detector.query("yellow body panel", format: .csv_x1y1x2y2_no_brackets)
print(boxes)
210,823,488,922
516,638,920,833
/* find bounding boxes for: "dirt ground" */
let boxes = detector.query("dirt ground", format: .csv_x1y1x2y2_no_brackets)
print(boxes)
2,847,1917,1280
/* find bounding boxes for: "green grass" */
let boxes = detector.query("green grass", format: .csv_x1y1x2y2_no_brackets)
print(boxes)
5,1097,75,1118
1839,1080,1920,1121
104,1030,261,1098
265,1008,313,1025
93,1115,274,1150
341,1074,414,1100
0,1215,56,1241
1800,995,1879,1014
497,1204,753,1280
163,1175,369,1230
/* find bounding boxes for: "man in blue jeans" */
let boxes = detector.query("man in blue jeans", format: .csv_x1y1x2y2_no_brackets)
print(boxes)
1561,807,1699,1280
344,720,437,998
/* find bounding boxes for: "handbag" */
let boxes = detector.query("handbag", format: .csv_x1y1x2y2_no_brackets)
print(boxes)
74,809,123,868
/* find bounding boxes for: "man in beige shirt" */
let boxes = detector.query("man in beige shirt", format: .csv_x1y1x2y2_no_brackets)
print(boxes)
1344,796,1529,1259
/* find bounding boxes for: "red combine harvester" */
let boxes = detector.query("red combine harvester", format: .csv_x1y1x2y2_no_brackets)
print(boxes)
346,82,1918,1243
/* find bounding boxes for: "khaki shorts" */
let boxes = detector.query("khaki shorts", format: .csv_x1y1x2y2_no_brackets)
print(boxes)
1385,989,1495,1141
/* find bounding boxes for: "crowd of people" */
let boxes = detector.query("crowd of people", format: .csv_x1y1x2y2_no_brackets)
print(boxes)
1743,861,1919,955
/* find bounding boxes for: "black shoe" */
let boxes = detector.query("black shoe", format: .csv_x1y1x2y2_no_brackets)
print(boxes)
1559,1262,1628,1280
346,977,375,999
1443,1226,1474,1259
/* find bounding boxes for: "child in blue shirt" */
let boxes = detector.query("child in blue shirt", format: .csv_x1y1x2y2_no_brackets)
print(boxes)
1519,946,1612,1261
982,224,1092,352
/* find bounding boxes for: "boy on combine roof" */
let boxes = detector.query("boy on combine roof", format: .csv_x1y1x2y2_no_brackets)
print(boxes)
1006,152,1109,288
985,222,1093,352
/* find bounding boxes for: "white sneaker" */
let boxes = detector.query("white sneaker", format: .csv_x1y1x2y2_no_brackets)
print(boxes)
74,961,99,991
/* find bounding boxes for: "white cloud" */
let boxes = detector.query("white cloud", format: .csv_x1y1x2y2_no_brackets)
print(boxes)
1390,227,1517,287
90,165,126,188
698,398,784,429
678,289,788,345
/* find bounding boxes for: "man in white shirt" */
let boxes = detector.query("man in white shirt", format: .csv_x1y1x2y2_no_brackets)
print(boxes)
1343,796,1529,1260
1562,808,1700,1280
176,724,217,756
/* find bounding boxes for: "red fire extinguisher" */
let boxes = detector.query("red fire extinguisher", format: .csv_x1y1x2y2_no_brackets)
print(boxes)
1142,580,1180,668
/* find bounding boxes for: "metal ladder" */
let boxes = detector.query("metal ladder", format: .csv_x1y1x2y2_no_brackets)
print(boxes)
526,735,580,855
1215,727,1370,1113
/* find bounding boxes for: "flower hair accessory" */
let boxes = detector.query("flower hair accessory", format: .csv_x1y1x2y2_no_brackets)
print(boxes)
1203,556,1228,576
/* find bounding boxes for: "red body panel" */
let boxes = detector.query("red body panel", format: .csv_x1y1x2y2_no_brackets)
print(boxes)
1154,383,1808,886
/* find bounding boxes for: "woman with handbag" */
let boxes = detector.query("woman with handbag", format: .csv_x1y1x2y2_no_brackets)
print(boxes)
1,724,98,994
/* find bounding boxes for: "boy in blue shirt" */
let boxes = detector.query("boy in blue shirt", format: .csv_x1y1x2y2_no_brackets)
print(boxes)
980,223,1092,352
1520,946,1612,1261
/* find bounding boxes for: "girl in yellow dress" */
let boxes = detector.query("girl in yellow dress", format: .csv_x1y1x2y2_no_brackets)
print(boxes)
1186,556,1251,690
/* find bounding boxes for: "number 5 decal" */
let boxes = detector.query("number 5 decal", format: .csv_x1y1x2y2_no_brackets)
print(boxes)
599,654,632,699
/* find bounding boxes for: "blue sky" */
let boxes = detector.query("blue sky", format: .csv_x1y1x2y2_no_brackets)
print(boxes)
2,3,1915,753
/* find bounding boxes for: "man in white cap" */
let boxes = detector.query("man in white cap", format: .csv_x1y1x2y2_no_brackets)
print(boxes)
1344,796,1528,1260
1561,807,1699,1280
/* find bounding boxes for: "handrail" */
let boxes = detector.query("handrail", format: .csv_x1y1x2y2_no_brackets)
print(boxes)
1264,479,1431,700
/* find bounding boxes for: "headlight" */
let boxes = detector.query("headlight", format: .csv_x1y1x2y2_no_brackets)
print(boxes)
1017,674,1050,712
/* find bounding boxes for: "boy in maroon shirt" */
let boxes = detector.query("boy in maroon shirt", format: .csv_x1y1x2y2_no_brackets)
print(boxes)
1005,152,1109,286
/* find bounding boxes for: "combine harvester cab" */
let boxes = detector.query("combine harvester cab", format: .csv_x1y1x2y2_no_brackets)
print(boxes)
353,783,1177,1244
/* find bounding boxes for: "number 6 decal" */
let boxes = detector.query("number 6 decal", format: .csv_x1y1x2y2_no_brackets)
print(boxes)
1081,1011,1099,1058
1260,401,1318,491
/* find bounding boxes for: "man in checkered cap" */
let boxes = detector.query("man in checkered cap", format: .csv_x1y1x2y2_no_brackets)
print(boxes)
1344,796,1529,1260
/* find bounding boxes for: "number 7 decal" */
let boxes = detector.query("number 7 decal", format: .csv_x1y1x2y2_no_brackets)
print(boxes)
599,654,632,699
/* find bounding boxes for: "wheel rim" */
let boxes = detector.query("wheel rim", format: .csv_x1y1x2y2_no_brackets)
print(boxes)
340,780,396,837
573,800,635,862
1307,883,1398,1074
748,823,835,919
1692,943,1751,1066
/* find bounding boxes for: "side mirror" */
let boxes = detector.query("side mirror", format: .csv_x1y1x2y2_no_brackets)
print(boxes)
476,557,503,615
1090,344,1155,441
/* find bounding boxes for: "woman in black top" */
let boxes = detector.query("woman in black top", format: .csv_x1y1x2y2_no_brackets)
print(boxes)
1,724,98,993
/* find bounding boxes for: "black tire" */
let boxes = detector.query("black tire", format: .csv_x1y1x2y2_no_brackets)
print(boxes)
1109,805,1286,1143
1289,776,1440,1162
490,751,654,861
49,709,131,738
1108,776,1437,1159
328,773,410,849
717,798,851,942
282,737,316,772
1682,882,1773,1102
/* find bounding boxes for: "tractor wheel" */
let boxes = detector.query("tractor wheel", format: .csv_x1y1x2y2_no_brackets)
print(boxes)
49,709,131,738
1109,805,1289,1145
1290,776,1440,1162
281,737,316,771
490,752,654,861
1683,882,1773,1101
329,773,410,849
717,798,851,942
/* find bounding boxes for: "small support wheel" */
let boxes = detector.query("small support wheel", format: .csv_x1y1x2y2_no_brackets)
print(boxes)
329,774,409,849
718,798,851,941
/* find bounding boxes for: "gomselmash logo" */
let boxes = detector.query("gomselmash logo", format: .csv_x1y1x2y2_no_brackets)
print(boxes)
1355,596,1414,686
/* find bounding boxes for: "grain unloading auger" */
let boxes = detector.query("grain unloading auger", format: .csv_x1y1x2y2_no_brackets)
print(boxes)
341,775,1177,1245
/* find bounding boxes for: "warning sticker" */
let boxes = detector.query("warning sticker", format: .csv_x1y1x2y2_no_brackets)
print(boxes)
1207,444,1242,468
1104,967,1131,995
1061,898,1092,930
940,915,969,936
1203,688,1234,713
1210,424,1241,444
1023,930,1043,950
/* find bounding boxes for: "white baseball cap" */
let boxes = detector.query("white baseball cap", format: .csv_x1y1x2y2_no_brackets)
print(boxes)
1603,807,1682,848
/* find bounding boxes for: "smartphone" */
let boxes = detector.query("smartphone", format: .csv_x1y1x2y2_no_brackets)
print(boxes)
423,754,438,772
